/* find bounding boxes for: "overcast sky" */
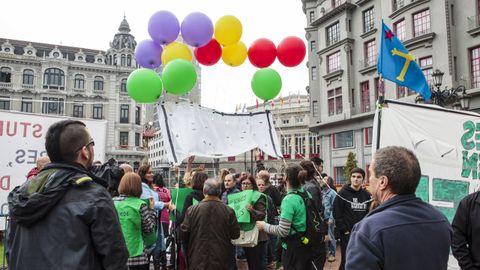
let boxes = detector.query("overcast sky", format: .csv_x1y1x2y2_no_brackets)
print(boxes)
0,0,309,112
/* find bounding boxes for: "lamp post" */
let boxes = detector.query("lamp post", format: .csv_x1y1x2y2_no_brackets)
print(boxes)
415,69,471,110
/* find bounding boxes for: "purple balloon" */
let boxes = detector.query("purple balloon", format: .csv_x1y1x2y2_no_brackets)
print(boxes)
148,11,180,45
181,12,214,48
135,39,163,69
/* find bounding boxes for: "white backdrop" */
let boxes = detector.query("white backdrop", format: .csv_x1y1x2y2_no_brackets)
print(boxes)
157,102,283,165
0,111,107,222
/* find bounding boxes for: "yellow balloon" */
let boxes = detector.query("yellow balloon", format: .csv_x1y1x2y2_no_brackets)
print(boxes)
161,42,192,65
214,15,242,46
221,41,247,67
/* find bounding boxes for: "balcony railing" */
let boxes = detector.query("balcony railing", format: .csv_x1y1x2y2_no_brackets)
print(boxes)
392,0,405,12
116,145,147,152
0,82,13,89
468,15,480,31
413,28,432,38
21,84,35,90
359,54,378,69
319,0,350,19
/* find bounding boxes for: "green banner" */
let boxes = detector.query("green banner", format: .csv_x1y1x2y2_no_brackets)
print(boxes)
228,190,254,223
170,188,193,221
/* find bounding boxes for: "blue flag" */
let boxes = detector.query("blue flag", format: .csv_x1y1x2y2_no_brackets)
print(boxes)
377,21,431,101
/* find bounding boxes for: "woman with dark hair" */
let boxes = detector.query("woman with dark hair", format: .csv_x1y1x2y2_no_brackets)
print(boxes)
153,173,171,270
113,173,157,270
138,165,174,270
138,165,174,212
178,171,208,268
183,171,208,213
239,175,268,270
256,164,312,270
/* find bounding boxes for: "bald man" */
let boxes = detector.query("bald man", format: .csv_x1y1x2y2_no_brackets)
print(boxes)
26,156,50,180
119,163,133,173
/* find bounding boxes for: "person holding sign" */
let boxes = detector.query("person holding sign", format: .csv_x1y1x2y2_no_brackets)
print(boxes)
239,175,268,270
113,172,157,270
256,164,311,270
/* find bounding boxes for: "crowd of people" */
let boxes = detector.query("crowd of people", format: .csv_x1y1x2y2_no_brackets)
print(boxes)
4,119,480,270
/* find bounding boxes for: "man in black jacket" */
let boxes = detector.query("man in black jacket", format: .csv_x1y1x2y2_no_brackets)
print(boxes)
452,191,480,269
8,120,128,270
333,167,372,270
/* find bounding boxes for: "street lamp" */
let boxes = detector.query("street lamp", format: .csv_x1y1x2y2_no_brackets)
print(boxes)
415,69,471,110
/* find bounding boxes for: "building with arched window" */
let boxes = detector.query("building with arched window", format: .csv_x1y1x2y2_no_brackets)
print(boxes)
0,17,148,166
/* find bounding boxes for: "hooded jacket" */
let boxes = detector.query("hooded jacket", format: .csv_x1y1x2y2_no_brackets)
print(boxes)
333,184,372,234
346,194,452,270
8,163,128,270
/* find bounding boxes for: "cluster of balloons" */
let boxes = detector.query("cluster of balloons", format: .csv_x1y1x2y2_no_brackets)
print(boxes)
127,10,306,103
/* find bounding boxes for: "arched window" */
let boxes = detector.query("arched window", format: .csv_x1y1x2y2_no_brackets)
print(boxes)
22,69,34,85
74,74,85,89
127,55,132,67
113,54,117,65
43,68,65,89
121,54,126,66
0,67,12,83
109,55,112,65
120,78,127,93
94,76,104,91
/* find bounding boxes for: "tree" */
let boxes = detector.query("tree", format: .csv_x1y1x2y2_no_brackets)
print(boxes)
344,152,358,184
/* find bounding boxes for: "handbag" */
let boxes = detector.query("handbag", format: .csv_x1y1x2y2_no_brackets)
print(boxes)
231,226,259,247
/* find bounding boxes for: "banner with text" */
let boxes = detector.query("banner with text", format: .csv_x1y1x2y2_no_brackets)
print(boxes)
374,101,480,221
0,111,107,225
228,190,254,223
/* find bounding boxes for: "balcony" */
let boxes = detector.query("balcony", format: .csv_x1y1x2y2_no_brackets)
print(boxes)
392,0,405,12
43,85,65,91
467,15,480,36
21,84,35,90
403,30,435,49
389,0,430,20
311,0,356,26
0,82,13,89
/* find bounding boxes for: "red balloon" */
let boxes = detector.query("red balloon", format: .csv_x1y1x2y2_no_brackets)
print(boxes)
247,38,277,68
277,36,306,67
194,38,222,66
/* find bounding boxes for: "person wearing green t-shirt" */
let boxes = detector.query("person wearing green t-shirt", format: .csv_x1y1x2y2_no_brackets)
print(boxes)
256,164,311,270
113,172,157,270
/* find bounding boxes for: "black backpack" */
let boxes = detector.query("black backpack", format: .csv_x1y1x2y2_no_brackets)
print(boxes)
284,190,327,250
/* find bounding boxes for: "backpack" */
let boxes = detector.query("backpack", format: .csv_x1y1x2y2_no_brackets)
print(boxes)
284,190,327,251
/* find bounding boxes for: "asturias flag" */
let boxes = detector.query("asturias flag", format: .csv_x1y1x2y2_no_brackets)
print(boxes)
377,21,431,101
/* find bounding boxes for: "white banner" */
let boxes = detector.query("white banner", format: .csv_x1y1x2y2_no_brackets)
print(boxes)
157,102,283,165
374,101,480,222
0,111,107,220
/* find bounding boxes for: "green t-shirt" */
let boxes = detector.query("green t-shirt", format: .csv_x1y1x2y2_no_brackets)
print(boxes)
280,188,307,235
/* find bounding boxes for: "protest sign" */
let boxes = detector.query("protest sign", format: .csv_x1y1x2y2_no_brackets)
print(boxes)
228,190,253,223
374,100,480,222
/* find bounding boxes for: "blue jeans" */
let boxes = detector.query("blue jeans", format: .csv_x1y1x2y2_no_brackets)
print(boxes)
326,221,336,256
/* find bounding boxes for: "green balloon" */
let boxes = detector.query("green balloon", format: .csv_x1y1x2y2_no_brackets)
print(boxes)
162,59,197,95
251,68,282,101
127,68,163,103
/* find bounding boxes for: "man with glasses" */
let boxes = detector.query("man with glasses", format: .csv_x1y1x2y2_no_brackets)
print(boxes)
8,120,128,270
